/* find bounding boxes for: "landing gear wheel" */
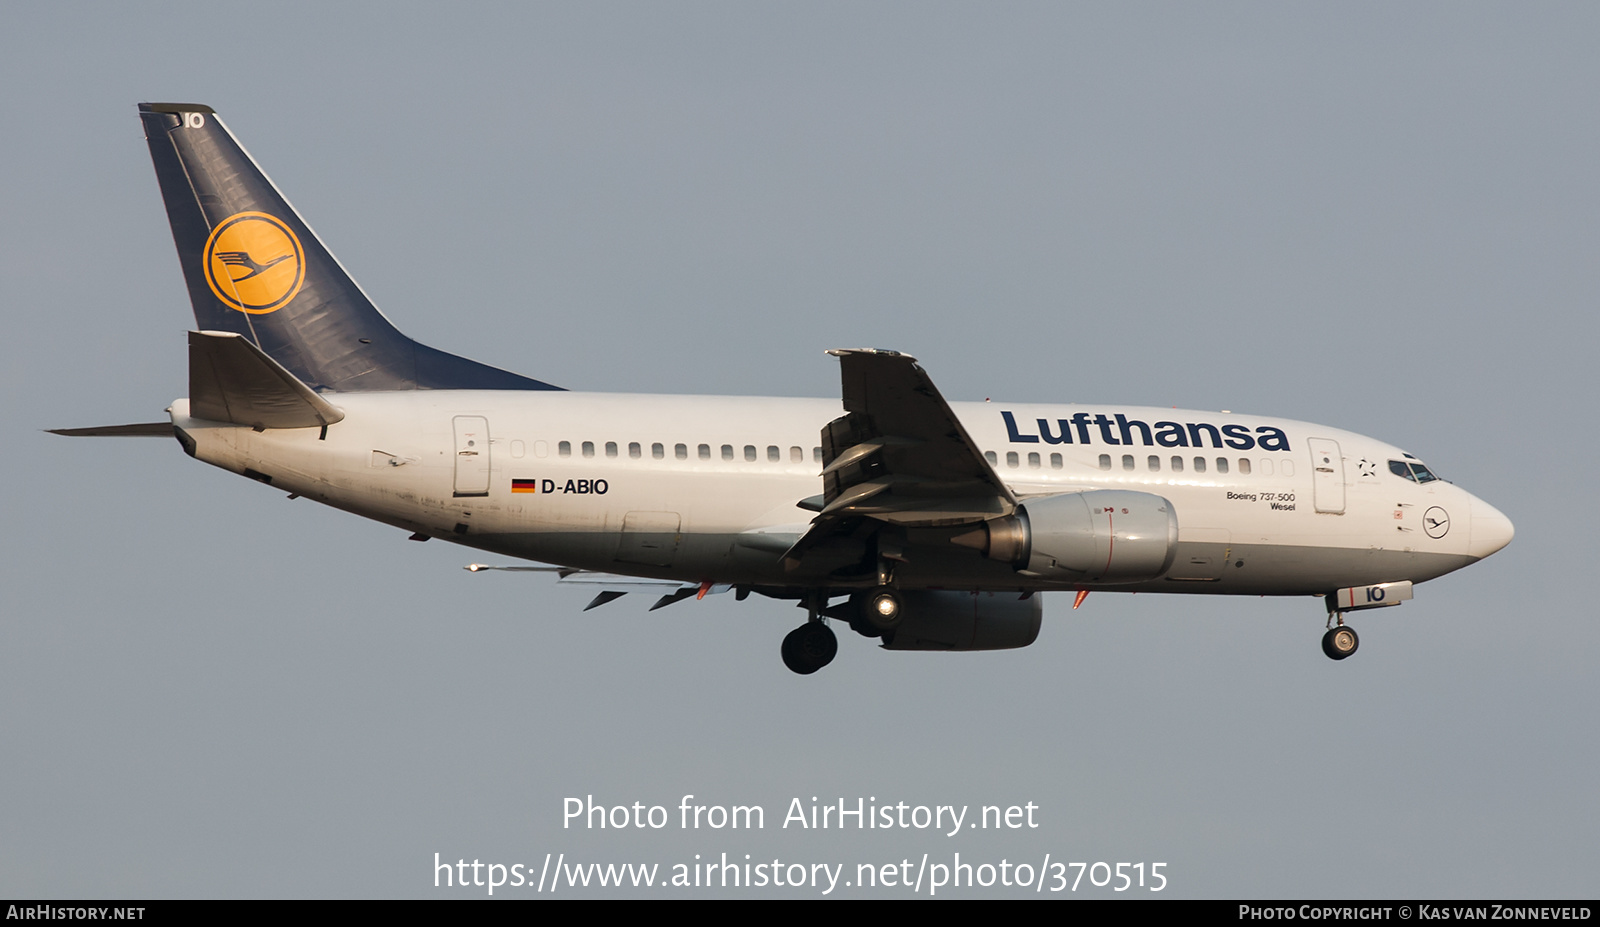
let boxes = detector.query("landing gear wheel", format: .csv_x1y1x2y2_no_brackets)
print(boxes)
1321,625,1359,661
781,622,838,675
861,586,903,633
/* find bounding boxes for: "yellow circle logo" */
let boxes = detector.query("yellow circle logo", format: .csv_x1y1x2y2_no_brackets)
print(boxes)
202,212,305,314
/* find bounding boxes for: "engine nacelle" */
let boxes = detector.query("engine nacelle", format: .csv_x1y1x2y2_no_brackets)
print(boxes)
876,590,1042,652
955,490,1179,584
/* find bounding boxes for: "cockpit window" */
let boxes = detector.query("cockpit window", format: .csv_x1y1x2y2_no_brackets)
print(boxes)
1389,458,1442,483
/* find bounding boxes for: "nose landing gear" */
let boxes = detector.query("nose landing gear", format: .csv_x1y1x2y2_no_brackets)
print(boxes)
1321,623,1359,660
1318,582,1414,661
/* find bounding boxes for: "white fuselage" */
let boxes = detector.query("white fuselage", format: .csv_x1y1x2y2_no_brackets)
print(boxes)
170,391,1511,597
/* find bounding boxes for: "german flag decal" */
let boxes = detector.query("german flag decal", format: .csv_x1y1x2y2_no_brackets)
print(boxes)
511,479,538,493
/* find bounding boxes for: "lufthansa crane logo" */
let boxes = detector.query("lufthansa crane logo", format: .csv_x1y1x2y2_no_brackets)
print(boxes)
1424,506,1450,539
201,212,305,314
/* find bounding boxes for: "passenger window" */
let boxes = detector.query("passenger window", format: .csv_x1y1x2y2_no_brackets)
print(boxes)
1098,454,1112,470
1171,456,1184,472
1006,451,1019,468
1193,456,1206,473
582,441,595,458
1258,458,1273,476
534,440,548,459
652,442,664,460
1281,460,1295,477
1027,451,1040,469
511,440,525,459
744,445,757,462
628,442,641,459
767,445,779,462
790,446,802,463
1216,457,1229,474
699,444,710,460
1122,454,1135,471
1148,455,1160,471
605,441,618,458
1238,458,1251,475
813,447,823,462
675,443,688,460
558,440,571,458
985,451,998,466
721,444,734,461
1050,453,1063,469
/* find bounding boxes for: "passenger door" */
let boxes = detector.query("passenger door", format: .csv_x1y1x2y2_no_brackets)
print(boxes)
1307,437,1345,514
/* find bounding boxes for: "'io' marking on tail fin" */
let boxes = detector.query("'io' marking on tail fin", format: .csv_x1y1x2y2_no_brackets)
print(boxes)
202,212,305,314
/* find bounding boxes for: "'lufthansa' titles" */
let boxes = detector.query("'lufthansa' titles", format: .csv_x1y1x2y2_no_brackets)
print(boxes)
1001,410,1290,452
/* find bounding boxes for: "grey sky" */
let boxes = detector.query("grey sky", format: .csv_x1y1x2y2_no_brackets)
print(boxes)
1,3,1594,897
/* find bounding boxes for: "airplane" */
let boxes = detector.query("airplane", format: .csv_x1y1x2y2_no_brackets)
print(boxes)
52,103,1515,675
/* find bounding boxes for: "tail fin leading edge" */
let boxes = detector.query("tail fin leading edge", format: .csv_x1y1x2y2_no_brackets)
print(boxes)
138,103,561,393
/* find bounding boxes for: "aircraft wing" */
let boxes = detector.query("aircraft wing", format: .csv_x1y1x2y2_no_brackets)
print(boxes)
784,349,1016,566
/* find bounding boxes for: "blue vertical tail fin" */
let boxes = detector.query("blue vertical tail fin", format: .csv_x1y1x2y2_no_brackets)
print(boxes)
138,103,560,392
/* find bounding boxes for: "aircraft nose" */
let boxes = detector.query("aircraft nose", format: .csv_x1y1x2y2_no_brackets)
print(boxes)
1468,498,1514,560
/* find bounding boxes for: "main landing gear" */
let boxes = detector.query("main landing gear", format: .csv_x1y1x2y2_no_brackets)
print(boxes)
781,592,838,675
781,623,837,674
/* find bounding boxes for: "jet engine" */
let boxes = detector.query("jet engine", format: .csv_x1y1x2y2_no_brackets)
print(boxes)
873,590,1043,651
953,490,1179,583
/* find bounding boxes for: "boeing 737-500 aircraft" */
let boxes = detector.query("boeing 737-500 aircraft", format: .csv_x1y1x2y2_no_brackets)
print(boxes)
54,103,1515,674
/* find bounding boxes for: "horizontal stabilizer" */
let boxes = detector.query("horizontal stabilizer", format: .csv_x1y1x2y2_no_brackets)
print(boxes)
48,422,173,437
464,563,731,611
189,330,345,429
